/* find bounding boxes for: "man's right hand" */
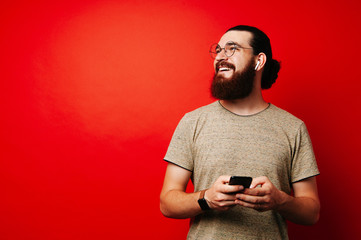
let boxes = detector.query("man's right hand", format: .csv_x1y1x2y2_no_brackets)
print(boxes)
205,175,244,211
160,164,243,218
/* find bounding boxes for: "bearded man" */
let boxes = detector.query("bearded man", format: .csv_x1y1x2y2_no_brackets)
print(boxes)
160,25,320,240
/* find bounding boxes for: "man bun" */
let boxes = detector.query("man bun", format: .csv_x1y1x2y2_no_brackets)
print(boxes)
261,59,281,89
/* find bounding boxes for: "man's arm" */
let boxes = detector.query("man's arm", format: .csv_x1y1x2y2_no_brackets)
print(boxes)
160,162,201,219
160,162,243,219
235,176,320,225
279,177,320,225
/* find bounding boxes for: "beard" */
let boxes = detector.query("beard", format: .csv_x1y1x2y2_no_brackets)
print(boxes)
211,60,256,100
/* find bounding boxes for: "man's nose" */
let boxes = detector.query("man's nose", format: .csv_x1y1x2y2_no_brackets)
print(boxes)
215,49,228,61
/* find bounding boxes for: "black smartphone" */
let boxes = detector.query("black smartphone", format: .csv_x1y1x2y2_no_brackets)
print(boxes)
229,176,252,188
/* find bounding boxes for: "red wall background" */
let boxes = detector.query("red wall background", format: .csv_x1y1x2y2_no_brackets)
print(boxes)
1,0,360,239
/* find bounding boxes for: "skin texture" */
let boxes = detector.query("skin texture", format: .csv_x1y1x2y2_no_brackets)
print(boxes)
160,30,320,225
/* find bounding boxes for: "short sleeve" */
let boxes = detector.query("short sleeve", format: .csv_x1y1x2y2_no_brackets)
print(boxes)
291,123,320,183
164,114,194,172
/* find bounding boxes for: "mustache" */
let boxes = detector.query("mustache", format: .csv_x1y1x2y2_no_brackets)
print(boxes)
216,61,235,72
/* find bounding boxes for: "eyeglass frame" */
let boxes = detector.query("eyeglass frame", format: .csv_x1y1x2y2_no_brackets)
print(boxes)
209,41,253,59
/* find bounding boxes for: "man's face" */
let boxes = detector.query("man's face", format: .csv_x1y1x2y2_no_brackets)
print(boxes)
211,31,256,100
213,31,254,80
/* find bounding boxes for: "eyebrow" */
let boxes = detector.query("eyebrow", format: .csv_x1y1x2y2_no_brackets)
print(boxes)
225,41,252,49
225,41,243,47
227,41,240,45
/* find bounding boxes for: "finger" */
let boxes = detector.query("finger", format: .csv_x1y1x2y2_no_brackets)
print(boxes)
211,192,238,202
215,176,244,193
219,200,238,207
214,203,237,211
242,187,265,196
217,175,233,184
223,184,244,194
236,193,264,204
221,193,239,201
250,176,268,188
209,200,237,209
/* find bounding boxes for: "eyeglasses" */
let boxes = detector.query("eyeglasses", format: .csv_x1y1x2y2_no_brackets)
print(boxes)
209,41,252,59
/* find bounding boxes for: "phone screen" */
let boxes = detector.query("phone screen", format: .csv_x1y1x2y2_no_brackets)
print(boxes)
229,176,252,188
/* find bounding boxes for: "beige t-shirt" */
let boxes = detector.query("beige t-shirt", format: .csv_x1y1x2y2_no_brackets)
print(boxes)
164,101,319,240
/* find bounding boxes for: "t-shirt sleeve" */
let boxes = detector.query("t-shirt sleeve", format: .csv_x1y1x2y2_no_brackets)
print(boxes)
291,122,320,183
163,114,194,172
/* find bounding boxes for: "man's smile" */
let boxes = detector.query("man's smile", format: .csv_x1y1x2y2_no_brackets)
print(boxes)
216,61,235,73
219,67,231,72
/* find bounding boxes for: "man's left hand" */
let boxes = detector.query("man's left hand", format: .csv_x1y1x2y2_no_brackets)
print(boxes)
235,176,289,212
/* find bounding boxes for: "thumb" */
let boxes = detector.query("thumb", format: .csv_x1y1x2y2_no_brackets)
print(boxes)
250,176,268,188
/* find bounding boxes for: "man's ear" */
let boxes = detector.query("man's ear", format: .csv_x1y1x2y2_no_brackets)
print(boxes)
254,53,266,71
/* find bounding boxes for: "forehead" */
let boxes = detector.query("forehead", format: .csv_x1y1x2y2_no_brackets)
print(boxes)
218,30,253,47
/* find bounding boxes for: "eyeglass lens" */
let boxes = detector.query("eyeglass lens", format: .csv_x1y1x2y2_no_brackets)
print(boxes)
209,42,237,59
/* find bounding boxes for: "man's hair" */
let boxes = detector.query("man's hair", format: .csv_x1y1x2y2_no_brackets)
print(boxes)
226,25,281,89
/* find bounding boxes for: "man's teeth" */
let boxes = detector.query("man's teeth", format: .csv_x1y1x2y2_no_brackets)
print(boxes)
219,67,230,71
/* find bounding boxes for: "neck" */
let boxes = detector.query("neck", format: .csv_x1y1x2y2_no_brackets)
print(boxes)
219,86,268,116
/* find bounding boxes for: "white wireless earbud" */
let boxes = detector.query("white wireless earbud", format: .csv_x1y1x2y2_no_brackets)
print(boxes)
255,61,260,70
